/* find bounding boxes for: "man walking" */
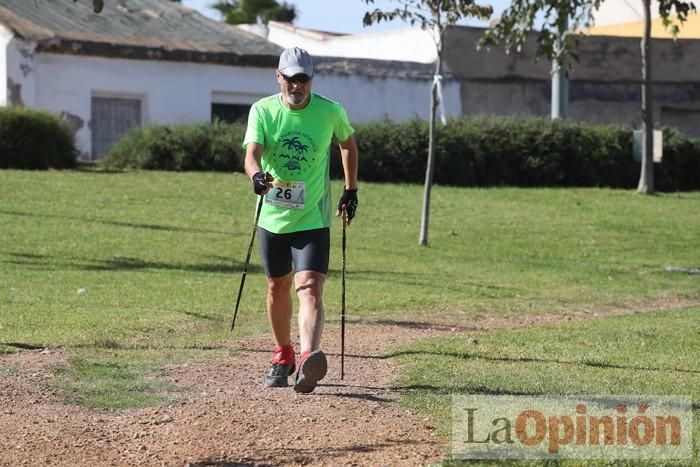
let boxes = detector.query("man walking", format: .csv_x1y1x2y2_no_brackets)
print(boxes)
243,47,359,393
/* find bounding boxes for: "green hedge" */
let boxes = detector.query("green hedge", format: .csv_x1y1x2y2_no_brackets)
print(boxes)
0,107,77,170
656,127,700,191
101,116,700,191
100,120,246,172
331,117,700,191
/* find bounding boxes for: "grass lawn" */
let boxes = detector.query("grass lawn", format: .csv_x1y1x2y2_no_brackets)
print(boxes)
393,308,700,465
1,169,699,415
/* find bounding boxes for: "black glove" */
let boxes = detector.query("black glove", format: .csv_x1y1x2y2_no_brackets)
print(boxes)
336,188,358,221
252,172,270,195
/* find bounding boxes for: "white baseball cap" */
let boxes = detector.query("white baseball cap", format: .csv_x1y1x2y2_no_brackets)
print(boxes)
278,47,314,77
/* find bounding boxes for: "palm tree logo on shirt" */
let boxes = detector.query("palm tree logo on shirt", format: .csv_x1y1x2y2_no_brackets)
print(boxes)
278,136,309,173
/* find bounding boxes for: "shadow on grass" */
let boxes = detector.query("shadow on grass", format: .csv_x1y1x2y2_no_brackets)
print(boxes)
319,382,389,392
70,340,227,351
385,349,700,375
0,209,232,236
394,383,544,396
326,268,524,295
2,252,263,274
0,342,46,350
189,438,438,466
182,310,220,321
320,391,392,403
370,319,482,333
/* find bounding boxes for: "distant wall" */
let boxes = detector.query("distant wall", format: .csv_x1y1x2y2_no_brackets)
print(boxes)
313,73,460,124
445,27,700,136
23,53,273,158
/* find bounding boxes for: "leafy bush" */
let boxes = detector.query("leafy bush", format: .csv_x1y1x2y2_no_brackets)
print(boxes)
100,120,245,172
657,127,700,191
333,116,699,191
103,116,700,191
0,107,77,169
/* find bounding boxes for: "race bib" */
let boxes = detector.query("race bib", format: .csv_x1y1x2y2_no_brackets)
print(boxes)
265,180,305,209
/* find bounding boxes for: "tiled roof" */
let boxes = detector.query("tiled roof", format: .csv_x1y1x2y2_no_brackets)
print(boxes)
315,56,436,80
0,0,282,66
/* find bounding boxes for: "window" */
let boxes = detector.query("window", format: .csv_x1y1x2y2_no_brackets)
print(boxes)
91,96,142,161
211,103,251,123
211,91,261,124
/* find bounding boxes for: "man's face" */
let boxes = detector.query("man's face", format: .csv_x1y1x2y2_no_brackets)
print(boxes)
277,71,312,109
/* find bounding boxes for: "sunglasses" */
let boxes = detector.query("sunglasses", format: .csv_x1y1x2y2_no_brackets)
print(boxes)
279,72,312,84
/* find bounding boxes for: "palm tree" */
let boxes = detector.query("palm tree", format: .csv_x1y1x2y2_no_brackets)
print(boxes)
211,0,296,25
282,137,308,154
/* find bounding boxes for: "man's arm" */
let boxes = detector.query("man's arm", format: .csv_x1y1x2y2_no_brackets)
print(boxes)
338,135,358,190
244,142,264,180
244,142,272,195
336,135,359,224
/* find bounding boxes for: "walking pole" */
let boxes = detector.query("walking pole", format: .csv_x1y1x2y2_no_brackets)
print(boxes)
340,207,347,379
231,195,264,331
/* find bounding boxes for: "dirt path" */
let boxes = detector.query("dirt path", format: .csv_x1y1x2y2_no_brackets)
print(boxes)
1,324,445,466
1,297,697,466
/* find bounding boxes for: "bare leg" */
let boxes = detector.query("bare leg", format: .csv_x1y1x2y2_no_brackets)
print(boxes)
295,270,326,352
266,273,293,348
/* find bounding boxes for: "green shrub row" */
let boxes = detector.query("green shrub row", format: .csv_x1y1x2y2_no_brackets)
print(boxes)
100,120,245,172
0,107,77,170
101,116,700,191
330,117,700,191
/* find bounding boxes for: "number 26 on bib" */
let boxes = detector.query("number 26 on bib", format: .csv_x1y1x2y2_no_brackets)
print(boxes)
265,180,305,209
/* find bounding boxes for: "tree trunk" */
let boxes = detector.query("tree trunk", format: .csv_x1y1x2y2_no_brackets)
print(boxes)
551,12,569,119
637,0,655,194
419,54,441,246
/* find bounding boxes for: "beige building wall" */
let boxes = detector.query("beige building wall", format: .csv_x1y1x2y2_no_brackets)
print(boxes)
445,27,700,136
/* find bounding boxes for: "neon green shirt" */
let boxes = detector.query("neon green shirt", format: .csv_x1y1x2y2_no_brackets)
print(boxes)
243,93,354,234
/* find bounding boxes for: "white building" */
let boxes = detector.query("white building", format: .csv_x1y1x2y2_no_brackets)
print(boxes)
0,0,285,161
238,21,437,63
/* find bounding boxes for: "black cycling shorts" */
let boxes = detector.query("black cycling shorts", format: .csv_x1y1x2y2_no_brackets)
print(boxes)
257,227,330,278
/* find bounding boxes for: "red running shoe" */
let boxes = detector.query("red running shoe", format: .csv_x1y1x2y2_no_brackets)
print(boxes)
293,350,327,393
265,344,296,388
